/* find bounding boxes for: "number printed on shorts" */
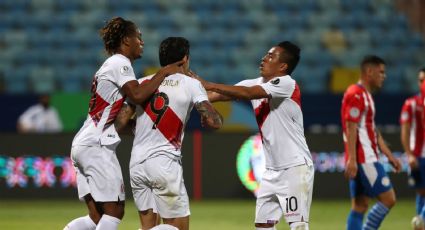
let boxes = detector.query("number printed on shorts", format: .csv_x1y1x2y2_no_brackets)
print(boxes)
285,196,298,212
149,92,169,129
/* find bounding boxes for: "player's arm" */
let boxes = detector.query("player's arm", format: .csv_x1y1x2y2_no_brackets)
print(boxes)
208,91,233,103
115,103,136,134
186,69,247,102
377,130,402,172
194,100,223,130
345,121,358,179
205,82,269,100
122,60,185,104
401,122,418,169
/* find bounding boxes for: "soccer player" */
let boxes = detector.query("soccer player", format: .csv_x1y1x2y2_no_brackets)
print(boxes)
193,41,314,230
341,55,402,230
115,37,223,230
64,18,185,230
400,68,425,227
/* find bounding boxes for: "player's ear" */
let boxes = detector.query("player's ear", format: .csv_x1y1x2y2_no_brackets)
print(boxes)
122,36,130,46
280,63,288,73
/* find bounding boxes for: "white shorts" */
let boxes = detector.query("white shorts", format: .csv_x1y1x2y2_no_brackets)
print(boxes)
255,164,314,225
71,145,125,202
130,154,190,218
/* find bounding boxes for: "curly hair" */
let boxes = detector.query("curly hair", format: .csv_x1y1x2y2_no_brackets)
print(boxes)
99,17,138,55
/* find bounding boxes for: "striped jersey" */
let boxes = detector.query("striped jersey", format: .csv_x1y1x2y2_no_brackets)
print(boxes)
400,94,425,157
72,54,136,147
129,73,208,168
236,75,312,170
341,84,379,163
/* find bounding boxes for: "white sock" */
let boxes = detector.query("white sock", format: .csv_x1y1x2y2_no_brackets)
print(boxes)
95,214,121,230
63,215,96,230
290,222,309,230
150,224,179,230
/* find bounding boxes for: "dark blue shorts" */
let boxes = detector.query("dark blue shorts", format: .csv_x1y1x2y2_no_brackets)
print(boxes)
408,157,425,189
350,162,393,198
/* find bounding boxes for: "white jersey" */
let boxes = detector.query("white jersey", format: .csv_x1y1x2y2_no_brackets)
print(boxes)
129,73,208,168
237,75,312,170
18,104,62,133
72,54,137,147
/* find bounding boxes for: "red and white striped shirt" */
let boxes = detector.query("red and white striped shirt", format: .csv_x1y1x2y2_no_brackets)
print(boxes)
129,73,208,168
72,54,136,147
237,75,312,170
341,84,379,163
400,94,425,157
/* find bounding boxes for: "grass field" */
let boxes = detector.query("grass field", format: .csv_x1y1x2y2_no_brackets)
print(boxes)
0,199,416,229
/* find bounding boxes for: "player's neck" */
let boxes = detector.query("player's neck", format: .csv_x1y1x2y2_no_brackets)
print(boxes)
357,80,372,93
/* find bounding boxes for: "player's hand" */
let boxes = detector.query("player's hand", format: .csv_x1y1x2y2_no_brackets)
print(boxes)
161,60,186,76
344,159,357,179
187,70,206,83
389,156,402,173
408,154,419,169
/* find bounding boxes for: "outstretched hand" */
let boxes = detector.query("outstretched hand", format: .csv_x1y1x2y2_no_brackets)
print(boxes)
187,69,212,90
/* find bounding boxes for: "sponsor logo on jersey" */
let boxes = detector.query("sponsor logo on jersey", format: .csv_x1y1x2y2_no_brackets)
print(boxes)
120,66,131,76
349,107,360,118
271,78,280,85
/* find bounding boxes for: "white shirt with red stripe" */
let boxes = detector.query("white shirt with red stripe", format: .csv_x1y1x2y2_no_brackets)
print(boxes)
236,75,312,170
341,84,379,164
400,94,425,157
129,73,208,168
72,54,137,147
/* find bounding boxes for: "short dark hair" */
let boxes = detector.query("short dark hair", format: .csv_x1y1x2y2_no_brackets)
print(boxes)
277,41,300,74
420,67,425,73
159,37,190,66
99,17,138,55
361,55,386,71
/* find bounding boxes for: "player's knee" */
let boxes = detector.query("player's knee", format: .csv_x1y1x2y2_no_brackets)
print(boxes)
353,202,368,213
255,222,276,229
383,196,396,209
102,201,125,219
290,221,308,230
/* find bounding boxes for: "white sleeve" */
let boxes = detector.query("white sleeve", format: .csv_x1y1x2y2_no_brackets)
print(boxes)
260,77,295,98
235,79,254,87
189,79,209,104
113,61,137,88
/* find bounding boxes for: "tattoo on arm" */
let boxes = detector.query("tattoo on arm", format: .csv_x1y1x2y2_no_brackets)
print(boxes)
195,101,223,129
115,104,136,133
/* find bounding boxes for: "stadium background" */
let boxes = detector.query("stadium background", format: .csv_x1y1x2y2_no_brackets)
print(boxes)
0,0,424,229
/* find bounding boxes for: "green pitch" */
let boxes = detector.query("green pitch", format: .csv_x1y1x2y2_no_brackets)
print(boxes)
0,199,416,229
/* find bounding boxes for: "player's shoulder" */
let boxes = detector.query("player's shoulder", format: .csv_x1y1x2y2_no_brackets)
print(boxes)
270,75,295,85
236,76,262,86
345,84,364,96
104,54,132,72
106,54,131,65
404,94,421,105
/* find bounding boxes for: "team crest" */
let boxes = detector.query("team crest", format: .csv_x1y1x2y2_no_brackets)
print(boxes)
271,78,280,85
120,66,131,76
349,107,360,118
381,176,390,187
